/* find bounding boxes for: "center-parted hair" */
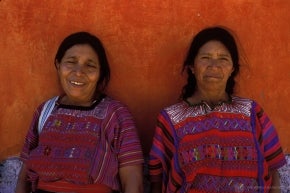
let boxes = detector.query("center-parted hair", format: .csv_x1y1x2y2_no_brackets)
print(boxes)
181,26,240,100
54,31,110,93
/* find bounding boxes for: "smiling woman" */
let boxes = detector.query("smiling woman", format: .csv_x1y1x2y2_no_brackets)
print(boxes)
15,32,144,193
56,44,101,107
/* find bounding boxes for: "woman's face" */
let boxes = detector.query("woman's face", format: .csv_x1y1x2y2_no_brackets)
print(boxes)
56,44,100,106
191,40,234,92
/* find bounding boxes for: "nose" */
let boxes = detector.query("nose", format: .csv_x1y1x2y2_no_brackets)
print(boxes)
208,59,220,68
73,64,86,75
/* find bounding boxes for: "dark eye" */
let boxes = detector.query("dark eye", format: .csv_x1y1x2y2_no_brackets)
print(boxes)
201,56,210,59
219,57,231,62
64,60,76,65
87,63,97,68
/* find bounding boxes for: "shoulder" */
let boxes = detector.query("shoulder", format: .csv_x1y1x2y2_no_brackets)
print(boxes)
35,96,59,113
100,96,133,118
231,96,266,116
231,95,264,109
163,101,187,114
158,101,189,124
101,96,129,110
231,95,254,105
231,96,254,113
39,96,59,107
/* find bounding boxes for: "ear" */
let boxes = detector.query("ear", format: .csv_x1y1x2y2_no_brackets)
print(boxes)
231,67,235,74
55,60,60,69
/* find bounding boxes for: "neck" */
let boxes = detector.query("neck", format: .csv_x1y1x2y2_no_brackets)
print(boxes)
60,95,94,107
188,89,229,106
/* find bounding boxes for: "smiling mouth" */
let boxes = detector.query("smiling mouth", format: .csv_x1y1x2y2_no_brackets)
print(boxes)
70,81,85,86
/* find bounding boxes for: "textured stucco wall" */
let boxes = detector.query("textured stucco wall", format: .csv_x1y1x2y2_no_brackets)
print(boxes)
0,0,289,159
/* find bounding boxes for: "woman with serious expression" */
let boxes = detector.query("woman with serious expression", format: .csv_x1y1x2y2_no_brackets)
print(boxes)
188,40,234,105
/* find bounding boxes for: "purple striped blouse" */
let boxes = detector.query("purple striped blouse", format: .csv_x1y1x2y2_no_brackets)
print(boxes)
20,96,144,191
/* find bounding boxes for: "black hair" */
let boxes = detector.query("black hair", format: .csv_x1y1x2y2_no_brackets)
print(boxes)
54,31,110,93
181,26,240,100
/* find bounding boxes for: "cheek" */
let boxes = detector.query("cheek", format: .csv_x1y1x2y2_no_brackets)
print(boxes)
57,69,64,79
192,65,205,75
88,73,100,84
57,69,68,81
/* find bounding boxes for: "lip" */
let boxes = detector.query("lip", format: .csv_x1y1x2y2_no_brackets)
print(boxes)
204,75,222,79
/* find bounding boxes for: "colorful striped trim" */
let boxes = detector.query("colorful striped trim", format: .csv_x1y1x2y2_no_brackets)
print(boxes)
38,96,58,134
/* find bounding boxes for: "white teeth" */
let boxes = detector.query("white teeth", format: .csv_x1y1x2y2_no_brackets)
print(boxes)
70,81,84,86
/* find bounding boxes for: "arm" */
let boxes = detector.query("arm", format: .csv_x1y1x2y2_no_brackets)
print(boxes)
15,163,31,193
16,103,45,193
269,170,281,193
113,103,144,193
254,102,286,193
148,111,177,193
119,165,143,193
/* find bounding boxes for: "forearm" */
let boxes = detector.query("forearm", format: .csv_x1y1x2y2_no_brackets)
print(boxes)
119,165,144,193
269,170,281,193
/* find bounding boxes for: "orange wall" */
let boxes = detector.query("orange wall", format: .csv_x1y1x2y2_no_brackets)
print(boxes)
0,0,289,160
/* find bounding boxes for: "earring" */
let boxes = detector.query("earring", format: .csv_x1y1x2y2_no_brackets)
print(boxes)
188,66,194,74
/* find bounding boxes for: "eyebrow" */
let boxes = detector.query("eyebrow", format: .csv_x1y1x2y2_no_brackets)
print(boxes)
64,56,97,64
218,53,230,56
199,53,231,57
64,56,77,60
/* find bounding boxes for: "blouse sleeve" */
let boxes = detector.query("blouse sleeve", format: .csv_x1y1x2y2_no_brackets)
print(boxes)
148,110,177,189
19,103,44,162
254,102,286,170
113,103,144,167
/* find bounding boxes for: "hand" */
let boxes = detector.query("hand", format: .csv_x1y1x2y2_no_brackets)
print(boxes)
15,163,31,193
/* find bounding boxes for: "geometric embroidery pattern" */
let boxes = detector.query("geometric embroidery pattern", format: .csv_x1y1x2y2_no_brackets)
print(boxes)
190,174,259,193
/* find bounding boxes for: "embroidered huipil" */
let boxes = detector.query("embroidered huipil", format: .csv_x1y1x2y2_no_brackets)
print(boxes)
20,96,144,191
149,96,286,193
